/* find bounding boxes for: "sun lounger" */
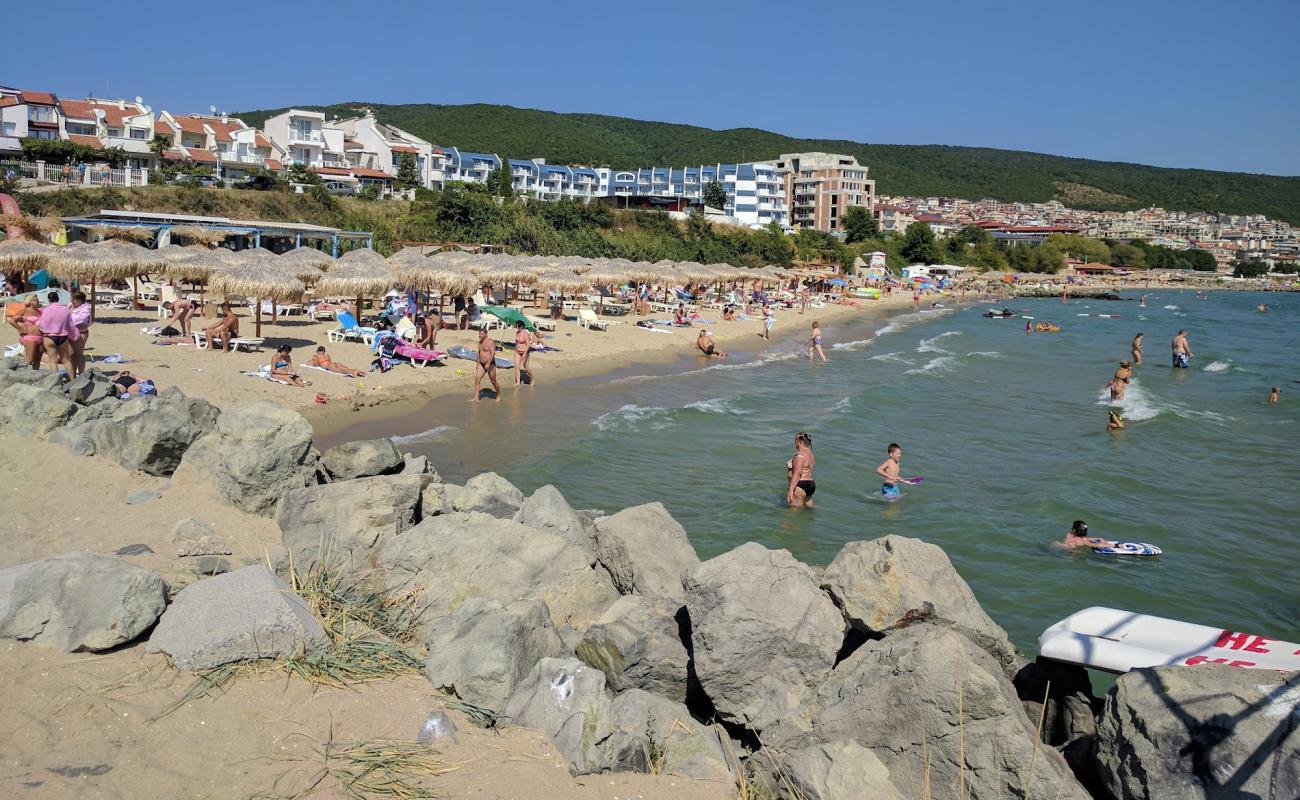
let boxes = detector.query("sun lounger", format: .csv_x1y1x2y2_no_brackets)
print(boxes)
527,315,556,331
392,341,446,368
192,332,264,352
328,311,377,344
467,316,503,332
578,309,613,331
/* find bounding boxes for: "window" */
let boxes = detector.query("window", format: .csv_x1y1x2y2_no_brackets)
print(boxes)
107,127,122,138
130,127,147,140
28,106,54,123
30,129,56,140
1,122,14,136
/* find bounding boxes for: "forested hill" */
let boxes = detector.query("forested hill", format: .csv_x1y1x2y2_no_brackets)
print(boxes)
236,103,1300,224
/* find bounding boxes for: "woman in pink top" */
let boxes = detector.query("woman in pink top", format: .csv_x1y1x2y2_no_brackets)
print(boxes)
69,291,92,376
37,291,79,378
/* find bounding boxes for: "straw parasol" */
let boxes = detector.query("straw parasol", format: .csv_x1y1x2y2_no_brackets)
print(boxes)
277,246,333,284
0,238,56,272
48,239,167,318
1,214,65,242
208,251,305,337
316,248,394,322
168,225,230,247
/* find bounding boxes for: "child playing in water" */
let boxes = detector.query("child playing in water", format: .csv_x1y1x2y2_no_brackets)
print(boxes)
1107,410,1125,432
875,443,903,501
1057,520,1116,550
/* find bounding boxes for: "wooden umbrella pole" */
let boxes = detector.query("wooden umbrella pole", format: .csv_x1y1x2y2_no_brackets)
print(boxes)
132,275,139,307
255,297,262,338
90,279,97,322
271,300,277,325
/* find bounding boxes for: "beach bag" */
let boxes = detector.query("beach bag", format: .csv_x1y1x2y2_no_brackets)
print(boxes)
160,325,181,336
138,380,157,396
370,356,394,373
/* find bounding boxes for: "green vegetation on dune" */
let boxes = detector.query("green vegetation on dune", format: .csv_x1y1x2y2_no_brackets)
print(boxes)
234,102,1300,223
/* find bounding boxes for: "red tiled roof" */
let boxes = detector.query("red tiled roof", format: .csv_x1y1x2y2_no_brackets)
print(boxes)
169,114,245,142
265,159,284,171
351,167,394,180
390,144,418,154
254,132,272,148
184,147,217,163
58,99,97,121
20,91,56,105
155,119,172,135
344,140,365,151
67,134,104,147
0,97,18,108
312,166,351,176
161,149,188,161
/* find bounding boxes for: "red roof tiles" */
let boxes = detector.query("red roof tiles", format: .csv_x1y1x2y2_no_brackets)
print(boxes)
351,167,394,180
67,134,104,147
184,147,217,163
20,91,56,105
390,144,418,154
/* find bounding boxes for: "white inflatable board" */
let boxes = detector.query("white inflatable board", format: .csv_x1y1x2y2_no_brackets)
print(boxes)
1094,542,1162,556
1038,606,1300,674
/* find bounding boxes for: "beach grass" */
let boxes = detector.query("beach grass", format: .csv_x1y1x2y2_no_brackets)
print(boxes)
248,730,456,800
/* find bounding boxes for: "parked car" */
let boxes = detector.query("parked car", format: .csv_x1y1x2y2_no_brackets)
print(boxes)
237,174,277,191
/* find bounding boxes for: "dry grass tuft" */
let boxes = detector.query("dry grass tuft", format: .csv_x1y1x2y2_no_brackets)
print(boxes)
250,728,456,799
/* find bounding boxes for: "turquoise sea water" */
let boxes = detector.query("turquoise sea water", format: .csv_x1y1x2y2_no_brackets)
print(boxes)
368,291,1299,654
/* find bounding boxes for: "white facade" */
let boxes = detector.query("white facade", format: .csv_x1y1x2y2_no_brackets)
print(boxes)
332,111,434,188
264,109,329,168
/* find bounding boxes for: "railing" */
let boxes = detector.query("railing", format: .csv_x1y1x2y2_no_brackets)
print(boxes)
289,129,323,143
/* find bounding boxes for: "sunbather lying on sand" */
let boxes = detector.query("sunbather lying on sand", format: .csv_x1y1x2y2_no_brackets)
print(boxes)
305,346,365,377
112,370,155,397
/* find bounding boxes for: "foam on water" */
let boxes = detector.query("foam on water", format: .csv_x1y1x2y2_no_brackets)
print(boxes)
831,338,874,351
685,397,754,415
966,351,1003,359
1163,304,1179,310
594,404,674,432
1097,381,1235,425
830,396,852,413
1204,360,1232,373
917,330,963,354
868,352,913,366
905,355,958,376
390,425,456,446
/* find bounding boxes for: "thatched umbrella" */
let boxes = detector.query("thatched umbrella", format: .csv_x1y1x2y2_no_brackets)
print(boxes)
316,248,394,324
0,214,65,242
87,224,156,244
277,247,333,285
0,238,56,273
208,253,305,337
51,239,165,319
159,245,236,314
168,225,230,247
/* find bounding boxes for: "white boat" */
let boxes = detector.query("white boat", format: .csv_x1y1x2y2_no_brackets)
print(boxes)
1038,606,1300,674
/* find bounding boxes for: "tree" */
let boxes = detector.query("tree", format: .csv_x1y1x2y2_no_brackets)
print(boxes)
149,133,172,161
703,180,727,211
396,152,419,190
1185,248,1218,272
841,205,879,243
900,222,938,264
285,163,320,186
1233,259,1269,278
494,159,515,200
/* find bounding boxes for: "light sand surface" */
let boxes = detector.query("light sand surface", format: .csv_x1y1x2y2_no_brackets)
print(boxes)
0,434,733,799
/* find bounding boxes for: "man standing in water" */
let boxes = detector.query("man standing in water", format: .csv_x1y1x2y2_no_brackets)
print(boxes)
1171,329,1193,368
786,432,815,509
472,327,502,402
876,443,904,501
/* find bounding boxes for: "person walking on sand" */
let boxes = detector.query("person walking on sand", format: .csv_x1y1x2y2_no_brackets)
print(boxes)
696,329,726,358
786,432,816,509
808,322,827,363
760,303,774,340
1171,329,1193,369
69,291,92,376
876,443,905,502
513,321,535,387
472,327,502,402
1131,332,1144,365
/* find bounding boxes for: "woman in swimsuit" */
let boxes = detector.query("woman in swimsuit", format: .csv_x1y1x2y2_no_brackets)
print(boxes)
111,370,153,398
1111,360,1132,401
786,431,816,509
808,321,827,363
1131,332,1143,366
13,297,44,369
270,345,308,387
513,321,535,387
306,346,365,377
1057,520,1117,550
69,291,92,376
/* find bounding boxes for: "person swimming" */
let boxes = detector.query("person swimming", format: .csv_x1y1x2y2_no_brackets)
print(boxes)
1107,410,1125,432
1057,520,1117,550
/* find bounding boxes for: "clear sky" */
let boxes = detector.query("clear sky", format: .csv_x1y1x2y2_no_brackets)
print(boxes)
4,0,1297,175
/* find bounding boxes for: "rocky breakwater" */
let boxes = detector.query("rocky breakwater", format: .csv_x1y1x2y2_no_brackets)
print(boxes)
3,366,1295,799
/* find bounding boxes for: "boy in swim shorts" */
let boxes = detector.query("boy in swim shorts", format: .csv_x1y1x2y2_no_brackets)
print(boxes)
875,443,903,500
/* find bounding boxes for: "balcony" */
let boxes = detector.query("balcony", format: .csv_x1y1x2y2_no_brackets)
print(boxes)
289,129,323,144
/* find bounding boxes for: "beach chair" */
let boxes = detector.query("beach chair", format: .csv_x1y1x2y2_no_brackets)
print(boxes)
578,309,612,331
392,340,446,368
467,315,502,332
192,331,264,352
527,315,556,332
328,310,377,344
393,316,419,341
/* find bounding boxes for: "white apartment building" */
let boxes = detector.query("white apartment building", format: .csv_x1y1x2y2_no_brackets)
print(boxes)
600,162,788,228
155,111,284,179
332,110,434,188
263,109,338,169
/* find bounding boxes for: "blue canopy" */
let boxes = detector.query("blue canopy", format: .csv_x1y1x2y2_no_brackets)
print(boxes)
827,278,848,287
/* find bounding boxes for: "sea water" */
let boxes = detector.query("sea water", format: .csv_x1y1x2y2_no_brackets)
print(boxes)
379,291,1300,654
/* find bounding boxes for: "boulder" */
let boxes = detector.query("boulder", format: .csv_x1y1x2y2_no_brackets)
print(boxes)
1096,665,1300,800
169,518,231,557
771,623,1089,800
576,594,690,703
420,481,460,517
377,512,618,635
65,367,116,405
278,473,422,574
451,472,523,518
0,552,166,653
592,502,699,603
146,565,328,670
821,536,1016,670
0,383,79,438
0,363,46,392
320,438,403,481
771,740,899,800
179,401,321,516
47,394,118,455
513,484,596,561
400,453,440,489
603,689,733,783
684,542,844,733
86,389,220,476
1013,657,1100,747
423,598,566,711
501,657,613,775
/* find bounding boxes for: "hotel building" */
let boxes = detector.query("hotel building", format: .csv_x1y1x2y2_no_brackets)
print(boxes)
774,152,875,233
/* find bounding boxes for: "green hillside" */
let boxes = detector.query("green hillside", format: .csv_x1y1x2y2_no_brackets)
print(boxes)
236,103,1300,224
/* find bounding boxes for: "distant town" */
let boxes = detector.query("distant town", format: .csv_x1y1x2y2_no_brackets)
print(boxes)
2,85,1296,272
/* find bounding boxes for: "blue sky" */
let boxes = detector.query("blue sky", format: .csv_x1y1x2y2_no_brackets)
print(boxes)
4,0,1297,175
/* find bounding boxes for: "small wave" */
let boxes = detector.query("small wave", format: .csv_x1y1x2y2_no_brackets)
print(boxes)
390,426,456,446
831,338,874,351
830,396,852,413
917,330,963,354
1163,304,1179,310
904,356,957,375
1097,381,1234,425
875,321,904,336
609,348,800,385
1204,360,1231,373
966,351,1003,359
685,397,754,415
594,404,674,432
868,352,913,365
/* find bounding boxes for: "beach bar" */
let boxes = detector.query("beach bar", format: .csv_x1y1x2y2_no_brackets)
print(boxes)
60,210,373,256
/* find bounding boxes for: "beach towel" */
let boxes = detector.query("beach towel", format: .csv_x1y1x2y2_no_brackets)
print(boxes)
300,364,348,377
241,365,292,385
393,341,446,363
101,354,127,364
3,344,21,358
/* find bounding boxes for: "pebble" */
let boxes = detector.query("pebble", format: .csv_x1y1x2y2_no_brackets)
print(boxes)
125,490,161,505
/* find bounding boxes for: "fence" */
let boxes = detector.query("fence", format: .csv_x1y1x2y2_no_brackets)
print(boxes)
0,160,149,187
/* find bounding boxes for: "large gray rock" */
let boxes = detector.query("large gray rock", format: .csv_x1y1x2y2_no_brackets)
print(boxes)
84,389,220,476
179,401,321,516
770,623,1089,800
65,367,116,405
400,452,440,489
377,512,618,635
821,535,1016,670
451,472,523,518
0,383,79,438
170,518,231,557
684,542,844,733
513,484,596,560
603,689,733,783
420,481,460,517
278,473,422,574
0,552,166,652
320,438,403,481
576,594,690,703
1014,657,1100,747
502,657,613,775
146,565,328,670
0,362,47,392
592,502,699,603
1096,665,1300,800
772,740,899,800
423,598,566,711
